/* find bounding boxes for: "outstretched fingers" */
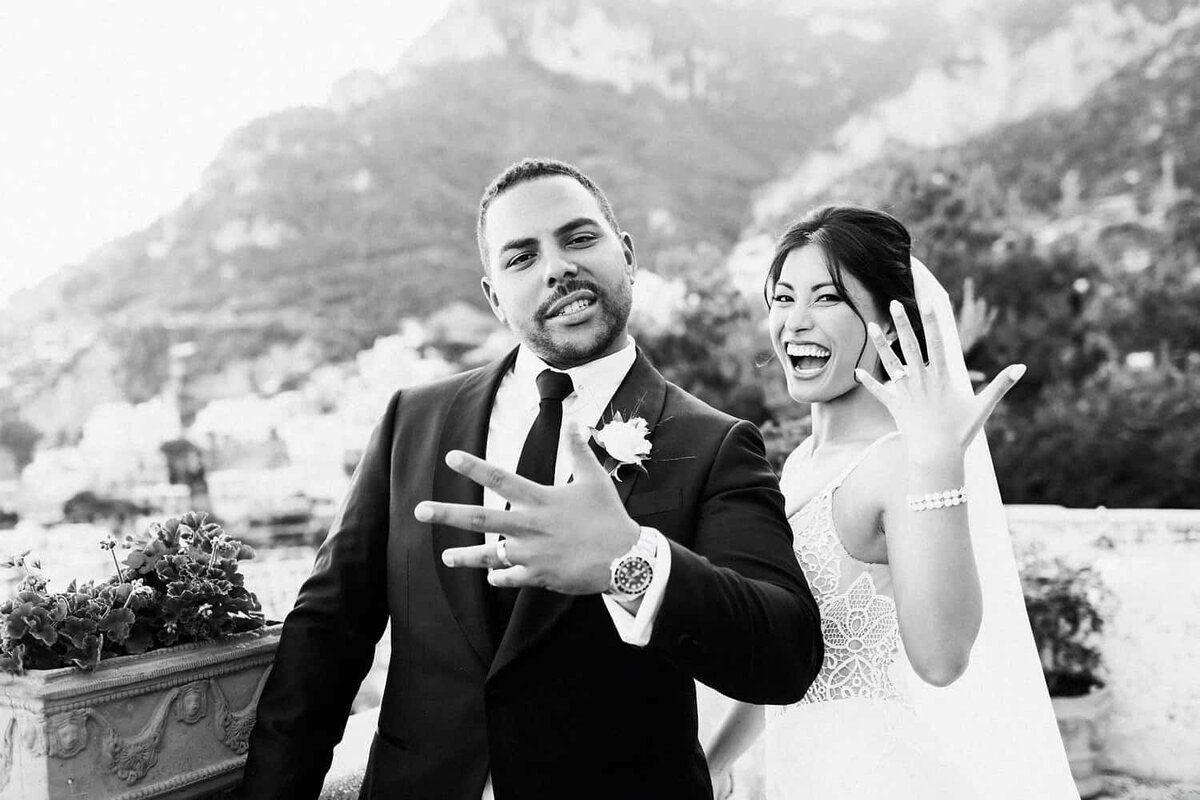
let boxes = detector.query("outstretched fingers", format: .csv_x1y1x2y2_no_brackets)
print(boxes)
918,295,948,374
416,500,531,535
565,420,608,482
442,541,511,569
971,364,1027,434
888,300,926,377
854,368,891,405
487,565,535,588
443,450,544,506
866,322,908,383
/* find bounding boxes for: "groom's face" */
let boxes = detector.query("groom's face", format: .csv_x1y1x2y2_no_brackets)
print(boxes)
480,176,636,369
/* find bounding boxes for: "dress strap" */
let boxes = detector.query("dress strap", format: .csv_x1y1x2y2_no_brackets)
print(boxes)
826,431,901,494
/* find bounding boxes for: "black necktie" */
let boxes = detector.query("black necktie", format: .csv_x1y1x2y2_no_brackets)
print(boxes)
515,369,575,485
492,368,575,635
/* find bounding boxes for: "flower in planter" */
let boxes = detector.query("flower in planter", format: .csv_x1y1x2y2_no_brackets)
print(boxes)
0,511,265,674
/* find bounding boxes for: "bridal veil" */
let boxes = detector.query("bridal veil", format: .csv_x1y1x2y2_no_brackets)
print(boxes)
905,258,1079,799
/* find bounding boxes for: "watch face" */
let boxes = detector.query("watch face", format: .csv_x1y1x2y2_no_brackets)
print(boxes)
615,556,653,595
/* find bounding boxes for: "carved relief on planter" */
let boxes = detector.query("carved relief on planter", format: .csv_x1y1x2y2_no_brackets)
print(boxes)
46,710,89,758
0,625,280,800
0,717,14,792
176,680,209,724
92,686,180,784
212,666,272,755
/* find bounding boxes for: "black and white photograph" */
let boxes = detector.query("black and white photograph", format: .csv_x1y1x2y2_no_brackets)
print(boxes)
1,1,1198,798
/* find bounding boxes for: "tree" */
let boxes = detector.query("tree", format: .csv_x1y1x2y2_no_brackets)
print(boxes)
634,245,772,424
991,359,1200,507
0,419,42,473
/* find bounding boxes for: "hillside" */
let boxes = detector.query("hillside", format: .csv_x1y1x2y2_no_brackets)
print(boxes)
3,0,1197,443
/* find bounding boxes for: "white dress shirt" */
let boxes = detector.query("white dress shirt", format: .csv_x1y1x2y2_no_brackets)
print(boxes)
479,337,671,800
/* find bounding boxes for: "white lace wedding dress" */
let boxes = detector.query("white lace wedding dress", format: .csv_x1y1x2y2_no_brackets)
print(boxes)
765,434,973,799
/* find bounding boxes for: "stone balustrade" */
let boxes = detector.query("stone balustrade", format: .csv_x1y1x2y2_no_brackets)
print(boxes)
1006,505,1200,783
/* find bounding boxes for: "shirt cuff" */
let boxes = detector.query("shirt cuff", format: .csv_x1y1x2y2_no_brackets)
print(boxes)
601,528,671,647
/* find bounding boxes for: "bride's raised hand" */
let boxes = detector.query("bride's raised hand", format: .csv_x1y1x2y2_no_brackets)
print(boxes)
853,258,1025,460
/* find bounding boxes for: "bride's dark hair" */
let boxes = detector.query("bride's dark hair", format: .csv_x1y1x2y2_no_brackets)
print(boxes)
763,205,928,373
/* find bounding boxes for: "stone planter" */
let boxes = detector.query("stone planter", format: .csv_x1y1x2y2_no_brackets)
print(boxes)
1053,685,1111,799
0,624,280,800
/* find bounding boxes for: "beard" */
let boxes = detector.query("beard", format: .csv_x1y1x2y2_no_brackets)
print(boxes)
519,277,633,368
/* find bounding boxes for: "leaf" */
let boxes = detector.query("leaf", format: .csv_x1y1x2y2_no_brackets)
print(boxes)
4,603,34,638
61,616,98,649
123,625,154,654
97,607,136,643
69,634,102,671
26,607,58,645
0,643,27,675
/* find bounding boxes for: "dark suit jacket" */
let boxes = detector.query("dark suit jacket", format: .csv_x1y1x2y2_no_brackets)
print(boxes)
241,348,821,800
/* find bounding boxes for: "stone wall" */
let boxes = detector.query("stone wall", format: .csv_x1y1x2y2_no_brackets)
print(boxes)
1006,506,1200,782
5,509,1198,787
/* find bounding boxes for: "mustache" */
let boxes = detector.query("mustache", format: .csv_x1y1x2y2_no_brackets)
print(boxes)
536,278,605,320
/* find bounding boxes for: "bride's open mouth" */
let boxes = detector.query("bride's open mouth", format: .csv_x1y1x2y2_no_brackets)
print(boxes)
785,342,831,378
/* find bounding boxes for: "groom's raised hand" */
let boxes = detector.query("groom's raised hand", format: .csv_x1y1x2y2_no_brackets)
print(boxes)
415,422,641,595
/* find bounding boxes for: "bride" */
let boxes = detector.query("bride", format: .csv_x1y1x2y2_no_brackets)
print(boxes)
705,206,1077,798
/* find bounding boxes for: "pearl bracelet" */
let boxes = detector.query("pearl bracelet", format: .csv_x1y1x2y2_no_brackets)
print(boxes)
906,487,968,512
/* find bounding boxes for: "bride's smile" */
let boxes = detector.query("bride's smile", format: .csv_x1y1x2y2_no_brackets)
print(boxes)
768,244,890,404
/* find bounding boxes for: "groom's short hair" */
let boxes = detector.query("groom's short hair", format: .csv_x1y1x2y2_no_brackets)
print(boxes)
476,157,622,271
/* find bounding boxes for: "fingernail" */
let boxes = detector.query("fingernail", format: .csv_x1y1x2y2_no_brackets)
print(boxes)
890,300,901,312
441,551,453,566
415,503,432,522
1012,364,1027,381
486,572,499,586
445,451,462,468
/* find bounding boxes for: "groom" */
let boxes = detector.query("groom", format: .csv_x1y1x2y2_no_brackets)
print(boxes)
240,158,822,800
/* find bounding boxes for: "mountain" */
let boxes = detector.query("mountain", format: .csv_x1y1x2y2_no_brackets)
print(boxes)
3,0,1197,441
726,0,1200,286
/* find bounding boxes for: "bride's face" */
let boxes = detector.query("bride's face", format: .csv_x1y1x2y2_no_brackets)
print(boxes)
768,244,890,404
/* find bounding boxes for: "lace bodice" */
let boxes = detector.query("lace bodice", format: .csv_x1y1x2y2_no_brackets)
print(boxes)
780,434,910,710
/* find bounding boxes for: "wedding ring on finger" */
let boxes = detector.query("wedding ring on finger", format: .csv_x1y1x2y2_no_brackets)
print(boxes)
891,366,909,381
495,537,515,569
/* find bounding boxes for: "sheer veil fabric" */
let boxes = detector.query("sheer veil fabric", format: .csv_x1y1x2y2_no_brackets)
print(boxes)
905,259,1079,799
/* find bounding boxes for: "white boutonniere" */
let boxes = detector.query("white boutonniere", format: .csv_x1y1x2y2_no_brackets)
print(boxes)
589,412,653,481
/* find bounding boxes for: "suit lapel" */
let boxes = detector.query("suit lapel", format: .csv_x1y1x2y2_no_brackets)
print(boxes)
431,350,516,667
489,349,668,679
590,349,667,507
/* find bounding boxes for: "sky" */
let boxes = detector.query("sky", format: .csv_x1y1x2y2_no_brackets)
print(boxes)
0,2,450,306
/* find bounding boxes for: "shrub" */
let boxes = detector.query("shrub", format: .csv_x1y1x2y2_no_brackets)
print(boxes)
1020,547,1111,697
0,512,264,673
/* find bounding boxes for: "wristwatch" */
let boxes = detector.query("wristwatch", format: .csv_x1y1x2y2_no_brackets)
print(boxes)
605,527,657,602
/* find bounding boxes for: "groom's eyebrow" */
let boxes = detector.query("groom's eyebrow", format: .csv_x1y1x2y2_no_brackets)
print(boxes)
555,217,600,240
497,218,599,256
499,235,539,255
